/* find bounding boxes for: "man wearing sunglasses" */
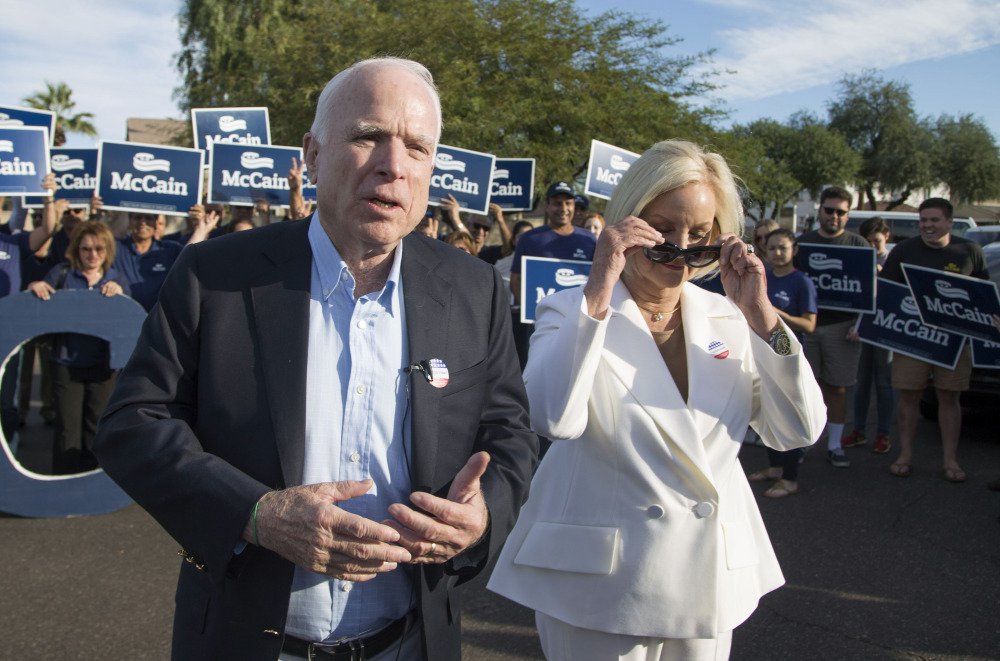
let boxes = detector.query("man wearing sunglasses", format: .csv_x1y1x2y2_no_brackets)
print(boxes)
795,187,870,468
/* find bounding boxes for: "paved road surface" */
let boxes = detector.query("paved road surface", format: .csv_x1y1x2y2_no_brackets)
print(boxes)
2,400,998,659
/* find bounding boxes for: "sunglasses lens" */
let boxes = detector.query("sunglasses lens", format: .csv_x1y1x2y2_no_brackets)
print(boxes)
686,251,720,267
644,245,678,263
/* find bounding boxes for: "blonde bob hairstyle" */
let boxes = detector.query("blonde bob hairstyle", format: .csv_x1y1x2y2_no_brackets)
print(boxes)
605,139,745,281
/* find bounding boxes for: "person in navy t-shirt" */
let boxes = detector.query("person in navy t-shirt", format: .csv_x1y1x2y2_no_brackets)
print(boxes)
747,228,818,499
508,181,596,367
113,212,183,311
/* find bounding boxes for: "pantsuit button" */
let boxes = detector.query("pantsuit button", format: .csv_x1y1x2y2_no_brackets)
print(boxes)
693,502,716,518
646,504,665,519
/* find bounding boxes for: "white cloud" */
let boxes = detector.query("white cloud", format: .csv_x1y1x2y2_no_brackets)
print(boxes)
702,0,1000,100
0,0,182,145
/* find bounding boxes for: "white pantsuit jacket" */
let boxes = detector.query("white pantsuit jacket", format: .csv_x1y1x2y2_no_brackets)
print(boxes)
488,281,826,639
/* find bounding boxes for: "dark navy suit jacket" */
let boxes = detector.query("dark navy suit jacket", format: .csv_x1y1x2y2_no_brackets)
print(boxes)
94,217,538,660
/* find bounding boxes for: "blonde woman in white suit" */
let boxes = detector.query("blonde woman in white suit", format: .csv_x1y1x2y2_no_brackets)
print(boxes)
488,140,826,660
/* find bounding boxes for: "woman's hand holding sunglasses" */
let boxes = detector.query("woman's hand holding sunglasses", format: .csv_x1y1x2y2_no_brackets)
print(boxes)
717,234,779,340
583,216,663,320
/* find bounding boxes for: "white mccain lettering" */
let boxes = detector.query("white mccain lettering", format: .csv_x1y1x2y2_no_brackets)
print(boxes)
811,273,862,293
0,157,36,176
57,173,97,190
208,134,262,145
431,173,478,195
220,170,290,190
872,310,949,346
110,172,189,197
596,167,623,185
491,181,523,197
923,296,994,326
535,287,557,303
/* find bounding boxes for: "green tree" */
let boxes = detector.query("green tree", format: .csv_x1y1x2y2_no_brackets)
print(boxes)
176,0,721,200
719,115,857,220
22,81,97,146
933,114,1000,204
827,71,933,210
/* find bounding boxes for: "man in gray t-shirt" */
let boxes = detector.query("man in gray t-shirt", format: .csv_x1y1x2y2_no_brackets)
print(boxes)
794,187,869,469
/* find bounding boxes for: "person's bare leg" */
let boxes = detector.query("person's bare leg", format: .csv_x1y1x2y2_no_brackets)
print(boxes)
936,388,963,474
893,389,921,468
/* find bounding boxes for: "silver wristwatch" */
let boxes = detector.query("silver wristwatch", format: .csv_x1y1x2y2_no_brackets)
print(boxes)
768,328,792,355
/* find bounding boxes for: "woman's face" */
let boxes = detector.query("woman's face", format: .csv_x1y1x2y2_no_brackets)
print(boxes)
583,216,604,236
866,230,889,253
625,183,717,292
754,226,773,252
78,234,106,272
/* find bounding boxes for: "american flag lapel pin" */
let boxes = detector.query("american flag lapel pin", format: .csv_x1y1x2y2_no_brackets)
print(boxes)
708,339,729,359
424,358,450,388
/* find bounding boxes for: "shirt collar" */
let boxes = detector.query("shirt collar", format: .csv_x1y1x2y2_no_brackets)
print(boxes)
308,212,402,316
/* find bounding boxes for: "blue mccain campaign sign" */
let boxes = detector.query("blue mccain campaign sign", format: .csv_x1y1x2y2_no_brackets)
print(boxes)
520,256,592,324
855,279,965,369
797,243,876,313
971,339,1000,369
902,264,1000,343
24,148,98,208
490,158,535,211
0,105,56,144
584,139,639,201
96,140,204,216
0,127,50,195
191,107,271,151
208,142,300,207
428,144,496,215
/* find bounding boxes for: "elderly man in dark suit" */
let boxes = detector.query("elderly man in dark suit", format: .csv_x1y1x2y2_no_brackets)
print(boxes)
94,57,538,661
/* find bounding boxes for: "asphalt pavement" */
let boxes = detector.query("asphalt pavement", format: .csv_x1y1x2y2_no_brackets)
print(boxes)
2,395,999,660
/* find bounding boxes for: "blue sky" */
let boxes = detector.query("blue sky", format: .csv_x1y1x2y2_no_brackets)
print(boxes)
1,0,998,148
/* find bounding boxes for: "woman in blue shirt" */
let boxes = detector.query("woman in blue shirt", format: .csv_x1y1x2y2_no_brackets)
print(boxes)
27,221,129,474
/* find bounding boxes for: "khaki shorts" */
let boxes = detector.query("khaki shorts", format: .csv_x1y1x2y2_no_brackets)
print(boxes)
891,345,972,392
803,319,863,387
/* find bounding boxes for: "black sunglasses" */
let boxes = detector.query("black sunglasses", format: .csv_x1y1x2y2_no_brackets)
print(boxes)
822,206,848,218
644,241,722,267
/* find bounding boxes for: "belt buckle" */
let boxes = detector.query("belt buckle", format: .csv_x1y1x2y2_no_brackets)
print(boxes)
308,637,364,661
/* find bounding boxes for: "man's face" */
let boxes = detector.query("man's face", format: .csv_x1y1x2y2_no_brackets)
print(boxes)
468,221,489,250
304,64,439,254
129,214,158,241
919,208,953,247
62,207,87,232
545,194,574,228
818,199,849,236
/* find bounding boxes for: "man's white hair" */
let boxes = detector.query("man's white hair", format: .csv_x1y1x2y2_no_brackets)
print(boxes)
309,57,443,145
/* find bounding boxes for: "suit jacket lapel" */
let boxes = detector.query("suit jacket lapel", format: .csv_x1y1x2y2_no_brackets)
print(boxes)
682,283,744,440
602,282,715,487
250,218,312,488
401,235,450,492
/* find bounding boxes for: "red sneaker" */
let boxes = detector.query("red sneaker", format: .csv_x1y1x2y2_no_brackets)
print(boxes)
841,430,867,448
872,433,891,454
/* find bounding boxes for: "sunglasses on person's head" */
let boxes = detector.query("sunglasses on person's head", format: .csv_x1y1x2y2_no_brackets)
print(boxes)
822,206,848,218
643,241,722,267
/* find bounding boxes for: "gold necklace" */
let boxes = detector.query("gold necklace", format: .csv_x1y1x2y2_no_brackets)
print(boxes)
638,304,681,322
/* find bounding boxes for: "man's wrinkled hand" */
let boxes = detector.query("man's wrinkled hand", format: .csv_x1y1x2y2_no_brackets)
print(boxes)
386,452,490,564
249,480,412,582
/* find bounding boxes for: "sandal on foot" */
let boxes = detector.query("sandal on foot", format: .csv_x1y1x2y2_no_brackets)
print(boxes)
764,481,799,498
942,467,967,483
748,469,781,482
889,462,912,478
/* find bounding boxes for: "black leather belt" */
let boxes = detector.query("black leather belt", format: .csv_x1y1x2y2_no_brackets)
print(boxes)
282,613,411,660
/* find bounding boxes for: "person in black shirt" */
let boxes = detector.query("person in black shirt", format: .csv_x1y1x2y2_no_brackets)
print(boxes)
880,198,988,483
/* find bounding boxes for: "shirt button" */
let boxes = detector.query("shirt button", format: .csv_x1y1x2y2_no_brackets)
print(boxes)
323,288,331,298
356,319,366,329
340,583,352,592
349,451,361,463
693,502,716,518
340,272,349,281
646,504,665,519
355,385,365,395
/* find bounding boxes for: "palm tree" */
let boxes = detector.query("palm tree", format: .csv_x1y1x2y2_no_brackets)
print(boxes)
22,81,97,146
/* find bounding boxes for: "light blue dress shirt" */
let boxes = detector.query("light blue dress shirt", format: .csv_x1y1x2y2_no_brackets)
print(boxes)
285,217,415,643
